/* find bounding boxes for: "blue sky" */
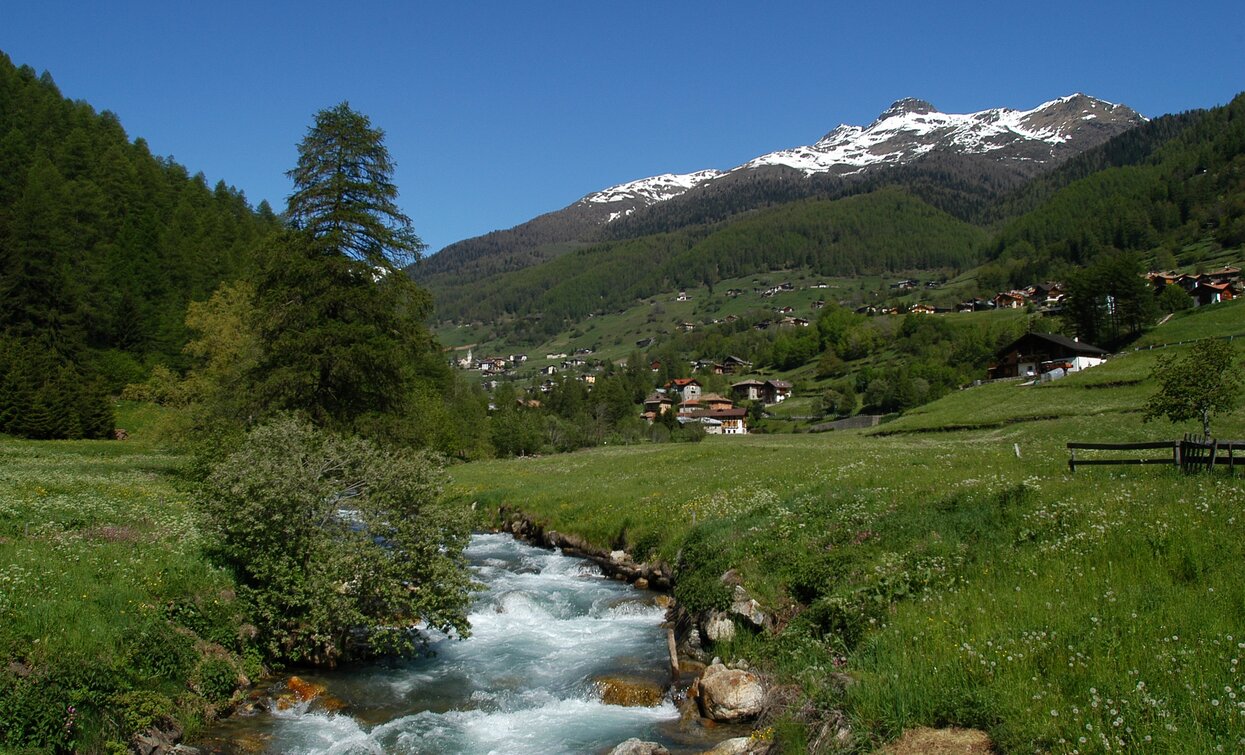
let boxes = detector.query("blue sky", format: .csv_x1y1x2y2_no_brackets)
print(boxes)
3,1,1243,253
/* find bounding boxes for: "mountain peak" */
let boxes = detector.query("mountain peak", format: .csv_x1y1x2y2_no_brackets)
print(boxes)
881,98,937,118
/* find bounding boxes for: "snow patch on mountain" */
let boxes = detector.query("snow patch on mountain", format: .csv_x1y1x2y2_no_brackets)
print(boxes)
584,169,723,206
739,94,1142,175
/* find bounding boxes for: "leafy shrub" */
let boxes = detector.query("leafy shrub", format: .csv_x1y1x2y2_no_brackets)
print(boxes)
673,528,733,613
193,658,238,705
128,621,197,680
108,690,174,739
0,670,75,751
786,549,855,604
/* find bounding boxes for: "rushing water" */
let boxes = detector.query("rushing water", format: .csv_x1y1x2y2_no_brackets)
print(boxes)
195,533,727,754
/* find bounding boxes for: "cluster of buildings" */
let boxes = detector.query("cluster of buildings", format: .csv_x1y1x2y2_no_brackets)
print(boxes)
868,266,1240,317
455,350,529,375
641,376,793,435
1145,266,1239,305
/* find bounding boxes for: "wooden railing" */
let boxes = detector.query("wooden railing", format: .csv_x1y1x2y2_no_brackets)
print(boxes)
1067,437,1243,473
1067,441,1180,473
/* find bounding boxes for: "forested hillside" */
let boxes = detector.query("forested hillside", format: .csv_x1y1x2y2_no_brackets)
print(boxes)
0,53,280,437
982,92,1245,287
598,152,1044,242
431,189,987,337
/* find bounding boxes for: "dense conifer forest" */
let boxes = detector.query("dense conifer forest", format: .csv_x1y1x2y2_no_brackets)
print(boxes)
0,53,281,437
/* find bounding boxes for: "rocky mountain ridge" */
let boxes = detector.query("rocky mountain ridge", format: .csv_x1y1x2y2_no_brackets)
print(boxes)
415,94,1143,284
584,94,1143,218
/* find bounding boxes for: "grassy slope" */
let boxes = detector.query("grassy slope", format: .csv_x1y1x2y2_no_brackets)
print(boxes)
448,302,1245,752
435,269,883,368
0,404,254,752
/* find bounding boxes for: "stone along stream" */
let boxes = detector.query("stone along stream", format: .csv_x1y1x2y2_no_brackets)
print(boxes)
195,532,733,754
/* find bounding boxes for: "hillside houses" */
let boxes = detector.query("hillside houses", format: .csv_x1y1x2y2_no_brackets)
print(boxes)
1146,267,1240,306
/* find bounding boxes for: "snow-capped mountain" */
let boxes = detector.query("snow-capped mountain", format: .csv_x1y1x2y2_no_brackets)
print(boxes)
416,94,1142,284
583,94,1143,221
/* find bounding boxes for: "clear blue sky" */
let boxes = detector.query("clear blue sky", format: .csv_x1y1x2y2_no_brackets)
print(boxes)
3,1,1243,253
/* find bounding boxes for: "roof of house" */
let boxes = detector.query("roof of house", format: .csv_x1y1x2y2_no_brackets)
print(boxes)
766,380,793,389
699,393,733,404
732,380,766,388
996,331,1107,358
671,377,701,387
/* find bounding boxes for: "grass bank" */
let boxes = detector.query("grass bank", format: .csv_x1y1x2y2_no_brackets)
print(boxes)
0,404,257,753
448,312,1245,752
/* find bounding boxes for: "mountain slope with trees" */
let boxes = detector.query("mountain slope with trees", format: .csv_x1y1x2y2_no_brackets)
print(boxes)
0,52,281,438
428,92,1243,342
982,91,1245,287
430,189,988,338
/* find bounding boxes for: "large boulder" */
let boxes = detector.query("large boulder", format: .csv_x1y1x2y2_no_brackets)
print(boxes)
701,737,770,754
696,660,765,722
609,738,670,755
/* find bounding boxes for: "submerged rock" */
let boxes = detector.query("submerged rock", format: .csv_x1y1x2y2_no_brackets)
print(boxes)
596,675,666,707
273,675,343,712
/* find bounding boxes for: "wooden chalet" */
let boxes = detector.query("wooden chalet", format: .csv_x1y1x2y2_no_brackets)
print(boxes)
988,332,1107,380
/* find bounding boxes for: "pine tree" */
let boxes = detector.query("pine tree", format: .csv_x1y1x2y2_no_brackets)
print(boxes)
285,102,425,270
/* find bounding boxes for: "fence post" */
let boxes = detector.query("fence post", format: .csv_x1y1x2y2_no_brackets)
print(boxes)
1069,447,1077,473
1209,439,1218,471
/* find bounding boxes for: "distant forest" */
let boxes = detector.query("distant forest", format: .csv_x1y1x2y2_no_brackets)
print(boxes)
430,190,988,338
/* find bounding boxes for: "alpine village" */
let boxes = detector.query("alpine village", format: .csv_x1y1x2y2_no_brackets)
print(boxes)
3,36,1245,755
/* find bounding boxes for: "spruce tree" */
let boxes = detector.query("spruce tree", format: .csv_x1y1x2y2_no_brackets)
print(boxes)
285,102,425,270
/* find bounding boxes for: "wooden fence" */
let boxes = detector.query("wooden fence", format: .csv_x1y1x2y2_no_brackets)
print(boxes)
1067,437,1243,473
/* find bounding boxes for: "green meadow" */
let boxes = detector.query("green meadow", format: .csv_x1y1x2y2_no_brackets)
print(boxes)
0,404,255,753
448,303,1245,752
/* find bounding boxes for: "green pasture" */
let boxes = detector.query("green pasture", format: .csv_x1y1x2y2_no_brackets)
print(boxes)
448,305,1245,752
0,403,255,752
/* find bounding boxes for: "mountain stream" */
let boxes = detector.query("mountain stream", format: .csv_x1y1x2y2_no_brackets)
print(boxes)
193,533,735,754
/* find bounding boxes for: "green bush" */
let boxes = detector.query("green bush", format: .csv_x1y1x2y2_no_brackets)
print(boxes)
193,658,238,705
673,528,733,613
127,621,197,681
108,690,174,739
